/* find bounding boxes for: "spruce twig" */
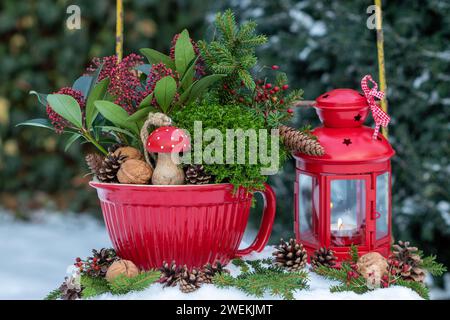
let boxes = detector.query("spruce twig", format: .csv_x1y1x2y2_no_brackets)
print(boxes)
215,259,309,300
198,9,267,103
44,288,62,300
108,270,160,295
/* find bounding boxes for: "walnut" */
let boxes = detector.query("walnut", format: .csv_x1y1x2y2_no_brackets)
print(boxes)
113,146,143,161
357,252,388,281
105,259,139,282
117,159,153,184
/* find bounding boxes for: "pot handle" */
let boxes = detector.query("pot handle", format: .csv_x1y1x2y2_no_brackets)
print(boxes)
235,183,276,257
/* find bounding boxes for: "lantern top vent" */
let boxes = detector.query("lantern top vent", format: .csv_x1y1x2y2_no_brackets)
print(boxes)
315,89,369,128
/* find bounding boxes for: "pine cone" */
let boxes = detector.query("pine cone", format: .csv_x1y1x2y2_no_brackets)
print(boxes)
159,261,182,287
184,164,212,185
272,238,308,271
108,143,126,153
177,265,203,293
311,247,337,268
200,261,230,284
59,276,83,300
97,152,127,183
88,248,118,277
85,153,103,175
390,240,425,282
279,125,325,156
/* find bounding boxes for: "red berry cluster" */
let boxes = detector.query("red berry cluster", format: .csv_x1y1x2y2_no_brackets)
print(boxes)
346,263,360,283
74,256,106,277
146,62,179,93
382,256,404,287
46,87,85,134
86,53,145,114
250,79,294,116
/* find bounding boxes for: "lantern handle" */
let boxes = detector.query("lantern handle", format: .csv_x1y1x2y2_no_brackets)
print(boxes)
292,100,316,108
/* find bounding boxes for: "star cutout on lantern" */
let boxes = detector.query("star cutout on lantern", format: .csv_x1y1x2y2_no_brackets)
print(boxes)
354,114,362,121
343,138,352,146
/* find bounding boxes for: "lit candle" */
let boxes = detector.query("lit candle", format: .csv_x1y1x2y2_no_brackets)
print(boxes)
331,218,357,237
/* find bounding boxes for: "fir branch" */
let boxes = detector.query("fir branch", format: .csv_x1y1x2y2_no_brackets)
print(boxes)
349,244,359,263
314,264,349,283
44,288,62,300
395,279,430,300
213,262,309,300
80,275,109,299
108,270,160,295
215,10,237,45
420,255,447,276
232,258,250,273
199,9,267,103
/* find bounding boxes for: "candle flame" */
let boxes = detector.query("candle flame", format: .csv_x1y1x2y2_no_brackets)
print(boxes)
337,218,343,230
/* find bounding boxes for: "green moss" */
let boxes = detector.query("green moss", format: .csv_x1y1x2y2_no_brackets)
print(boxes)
173,102,287,191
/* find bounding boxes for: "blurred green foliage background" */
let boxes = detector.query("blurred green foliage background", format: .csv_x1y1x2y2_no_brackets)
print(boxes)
0,0,449,270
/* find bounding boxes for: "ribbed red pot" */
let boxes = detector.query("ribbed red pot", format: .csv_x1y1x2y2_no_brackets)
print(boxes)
90,182,276,269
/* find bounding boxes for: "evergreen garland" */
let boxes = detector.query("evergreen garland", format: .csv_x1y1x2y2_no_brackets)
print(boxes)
213,259,309,300
109,271,161,295
312,245,445,300
45,271,161,299
80,275,110,298
198,9,267,103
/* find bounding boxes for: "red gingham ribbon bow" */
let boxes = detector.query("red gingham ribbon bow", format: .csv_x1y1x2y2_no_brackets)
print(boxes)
361,75,391,139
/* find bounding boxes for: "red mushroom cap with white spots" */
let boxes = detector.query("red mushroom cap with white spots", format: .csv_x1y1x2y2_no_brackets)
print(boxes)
146,126,191,153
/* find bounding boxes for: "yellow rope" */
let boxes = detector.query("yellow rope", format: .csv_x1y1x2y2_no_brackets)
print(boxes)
375,0,388,138
116,0,124,63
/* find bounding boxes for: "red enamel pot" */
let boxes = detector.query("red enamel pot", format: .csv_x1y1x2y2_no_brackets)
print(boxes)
90,182,276,269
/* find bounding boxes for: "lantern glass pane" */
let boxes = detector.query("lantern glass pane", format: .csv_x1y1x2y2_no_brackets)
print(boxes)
298,174,319,244
376,172,390,240
330,179,366,247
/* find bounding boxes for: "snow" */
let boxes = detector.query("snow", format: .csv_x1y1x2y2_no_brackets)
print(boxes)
0,211,443,300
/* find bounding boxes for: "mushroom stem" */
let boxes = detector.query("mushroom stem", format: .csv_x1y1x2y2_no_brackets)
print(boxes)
151,153,185,185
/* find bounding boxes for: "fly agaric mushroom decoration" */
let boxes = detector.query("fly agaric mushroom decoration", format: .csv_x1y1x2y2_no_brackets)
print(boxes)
146,126,190,185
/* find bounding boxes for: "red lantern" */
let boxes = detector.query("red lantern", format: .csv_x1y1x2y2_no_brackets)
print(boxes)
293,89,395,261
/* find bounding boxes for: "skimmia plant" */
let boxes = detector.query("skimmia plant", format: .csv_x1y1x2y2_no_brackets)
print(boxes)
18,29,224,155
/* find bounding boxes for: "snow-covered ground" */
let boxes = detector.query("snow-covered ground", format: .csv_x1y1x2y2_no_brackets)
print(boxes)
0,210,447,300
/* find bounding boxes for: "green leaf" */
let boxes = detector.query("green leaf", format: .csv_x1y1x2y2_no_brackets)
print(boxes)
154,76,177,113
29,91,48,107
140,48,175,69
180,56,199,91
138,93,154,109
97,126,137,141
86,78,110,129
174,29,195,77
47,94,83,128
94,101,134,131
72,75,93,98
187,74,226,104
16,118,54,130
127,106,156,123
64,133,82,152
176,85,192,106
